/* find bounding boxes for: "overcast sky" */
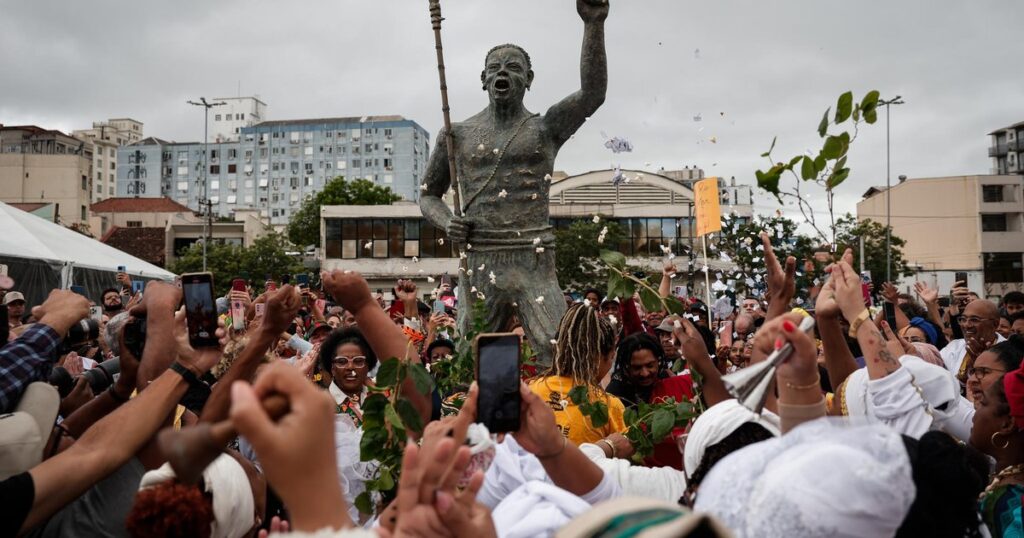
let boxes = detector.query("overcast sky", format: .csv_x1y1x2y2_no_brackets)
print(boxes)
3,0,1022,227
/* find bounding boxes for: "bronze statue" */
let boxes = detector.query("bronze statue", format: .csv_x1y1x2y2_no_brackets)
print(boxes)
420,0,609,364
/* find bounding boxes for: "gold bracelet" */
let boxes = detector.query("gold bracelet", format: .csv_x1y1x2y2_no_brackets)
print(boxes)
598,438,617,459
785,376,822,391
847,309,870,338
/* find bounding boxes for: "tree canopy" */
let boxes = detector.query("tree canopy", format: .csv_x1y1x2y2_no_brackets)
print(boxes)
833,213,912,285
286,176,402,248
168,232,305,295
554,218,626,293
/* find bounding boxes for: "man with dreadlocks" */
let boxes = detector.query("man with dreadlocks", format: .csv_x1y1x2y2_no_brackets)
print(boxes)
419,0,610,366
528,303,627,446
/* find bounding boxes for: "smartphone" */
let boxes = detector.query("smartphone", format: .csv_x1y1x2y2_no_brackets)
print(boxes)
883,302,898,336
433,299,446,314
474,333,522,433
254,303,265,317
295,273,309,288
117,265,126,273
230,278,247,331
860,271,872,284
0,264,8,277
281,274,291,285
131,281,144,295
70,285,87,297
123,316,147,360
954,272,968,287
89,305,103,322
181,272,219,348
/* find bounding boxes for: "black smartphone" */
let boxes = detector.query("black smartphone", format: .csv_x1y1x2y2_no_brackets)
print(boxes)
475,333,522,433
70,285,87,297
883,302,898,337
955,272,968,287
181,272,219,348
123,316,147,360
280,274,291,285
295,273,310,288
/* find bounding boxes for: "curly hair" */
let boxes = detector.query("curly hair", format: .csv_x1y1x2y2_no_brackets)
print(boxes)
125,482,213,538
317,327,377,373
613,332,668,380
986,336,1024,372
484,43,533,71
544,303,615,388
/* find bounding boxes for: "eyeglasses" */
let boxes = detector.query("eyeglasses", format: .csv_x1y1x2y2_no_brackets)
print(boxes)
332,356,367,368
967,366,1005,380
906,335,926,343
961,316,993,325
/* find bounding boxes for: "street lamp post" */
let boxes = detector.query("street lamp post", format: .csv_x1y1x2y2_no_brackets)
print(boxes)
878,96,904,283
187,98,226,271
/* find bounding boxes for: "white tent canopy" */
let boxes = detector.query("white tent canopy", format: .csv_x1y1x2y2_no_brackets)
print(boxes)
0,201,175,281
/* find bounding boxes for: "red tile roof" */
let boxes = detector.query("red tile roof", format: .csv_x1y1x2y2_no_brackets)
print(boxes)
101,226,167,267
90,197,193,214
8,203,50,212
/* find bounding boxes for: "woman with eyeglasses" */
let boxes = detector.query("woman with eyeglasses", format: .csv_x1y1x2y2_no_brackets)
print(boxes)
317,327,378,426
967,338,1024,404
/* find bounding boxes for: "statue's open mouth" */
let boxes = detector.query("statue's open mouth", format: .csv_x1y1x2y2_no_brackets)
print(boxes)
494,78,511,92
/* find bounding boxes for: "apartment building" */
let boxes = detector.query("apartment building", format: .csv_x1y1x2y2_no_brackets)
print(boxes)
989,121,1024,175
857,175,1024,298
0,125,94,229
207,97,267,143
73,118,144,202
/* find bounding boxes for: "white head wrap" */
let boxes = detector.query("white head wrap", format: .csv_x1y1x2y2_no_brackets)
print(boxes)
139,453,256,538
683,399,781,476
695,418,915,538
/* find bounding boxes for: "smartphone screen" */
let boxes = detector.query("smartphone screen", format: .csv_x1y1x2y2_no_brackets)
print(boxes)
230,279,247,331
295,274,310,288
70,285,87,296
182,272,219,348
131,281,144,294
117,265,126,273
475,333,522,433
433,299,446,314
883,302,898,336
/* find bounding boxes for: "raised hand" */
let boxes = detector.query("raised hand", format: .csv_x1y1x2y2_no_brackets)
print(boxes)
322,270,375,315
831,261,868,325
31,289,91,336
577,0,610,23
261,285,303,336
880,320,916,359
967,334,996,358
172,308,225,376
395,279,419,304
914,281,938,305
761,231,796,319
880,282,899,304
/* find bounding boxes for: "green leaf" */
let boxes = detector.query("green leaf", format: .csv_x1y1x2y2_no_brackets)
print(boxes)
835,91,853,123
860,90,880,113
664,296,687,316
375,358,400,388
755,168,782,200
360,427,388,461
587,402,610,428
607,271,626,300
818,108,830,137
786,155,802,170
827,168,850,189
821,136,842,160
396,398,425,433
384,403,404,430
864,107,878,124
837,131,851,158
354,492,374,514
599,249,627,270
650,409,675,441
374,470,395,492
760,136,777,158
674,401,696,419
408,363,434,395
639,286,663,313
624,407,638,426
800,156,816,181
568,385,589,405
813,155,827,174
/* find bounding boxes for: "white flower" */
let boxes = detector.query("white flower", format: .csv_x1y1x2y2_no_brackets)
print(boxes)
477,292,486,300
659,244,671,254
531,193,538,200
467,269,474,276
477,144,485,152
363,241,373,250
608,314,618,326
535,247,545,253
471,286,478,293
492,148,500,155
437,238,445,245
459,252,467,260
466,243,472,250
488,271,497,284
401,266,408,271
592,215,601,223
513,302,519,308
412,256,419,263
420,184,428,191
544,174,553,182
535,295,545,304
498,189,508,198
418,269,425,274
532,237,542,245
478,264,486,271
559,399,569,408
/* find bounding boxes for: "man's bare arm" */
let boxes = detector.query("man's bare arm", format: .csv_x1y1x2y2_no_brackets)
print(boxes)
543,0,609,146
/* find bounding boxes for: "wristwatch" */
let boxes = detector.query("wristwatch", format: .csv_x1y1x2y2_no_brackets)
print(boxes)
847,309,871,338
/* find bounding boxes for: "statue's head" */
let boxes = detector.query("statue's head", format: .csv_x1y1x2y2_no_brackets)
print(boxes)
482,44,534,104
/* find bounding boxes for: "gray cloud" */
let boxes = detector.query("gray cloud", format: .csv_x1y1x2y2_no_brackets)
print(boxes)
3,0,1021,227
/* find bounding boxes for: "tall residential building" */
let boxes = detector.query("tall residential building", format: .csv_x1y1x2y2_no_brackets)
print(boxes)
73,118,144,201
0,125,94,230
117,115,430,226
856,174,1024,299
208,97,267,142
989,121,1024,175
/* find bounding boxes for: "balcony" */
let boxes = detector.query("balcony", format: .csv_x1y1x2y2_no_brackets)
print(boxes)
990,144,1009,157
1009,139,1024,152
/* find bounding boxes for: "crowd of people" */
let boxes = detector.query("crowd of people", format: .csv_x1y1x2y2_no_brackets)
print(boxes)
2,232,1024,538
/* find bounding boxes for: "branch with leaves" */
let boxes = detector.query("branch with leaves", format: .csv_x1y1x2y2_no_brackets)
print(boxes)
756,90,883,247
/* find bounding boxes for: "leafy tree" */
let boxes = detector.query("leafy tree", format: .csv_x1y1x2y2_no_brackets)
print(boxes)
833,213,912,285
554,218,626,292
168,232,304,295
287,177,401,248
712,214,821,302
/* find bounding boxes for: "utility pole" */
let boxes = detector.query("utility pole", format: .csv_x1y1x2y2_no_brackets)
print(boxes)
187,98,226,271
878,95,904,283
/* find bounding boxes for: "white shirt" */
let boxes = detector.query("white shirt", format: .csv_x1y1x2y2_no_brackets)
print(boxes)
941,334,1007,375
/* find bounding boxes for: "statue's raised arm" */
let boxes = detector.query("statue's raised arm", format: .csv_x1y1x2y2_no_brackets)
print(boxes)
543,0,609,147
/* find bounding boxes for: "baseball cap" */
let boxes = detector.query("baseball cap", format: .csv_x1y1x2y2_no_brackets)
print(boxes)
3,291,25,305
0,382,59,480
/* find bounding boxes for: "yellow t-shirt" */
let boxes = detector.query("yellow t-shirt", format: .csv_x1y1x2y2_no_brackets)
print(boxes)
528,375,627,446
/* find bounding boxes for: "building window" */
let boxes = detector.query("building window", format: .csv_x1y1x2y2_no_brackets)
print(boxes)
983,185,1005,203
304,147,313,156
210,165,220,175
97,184,102,194
215,114,222,121
982,214,1008,232
228,164,237,174
337,161,347,170
226,195,237,204
81,205,87,221
384,158,393,170
177,166,189,176
984,252,1024,283
210,180,220,190
177,181,188,191
126,221,142,228
81,175,88,190
109,186,114,195
228,149,238,159
110,161,115,170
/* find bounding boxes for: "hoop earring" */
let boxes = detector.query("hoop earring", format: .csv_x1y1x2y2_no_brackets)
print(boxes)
992,432,1010,450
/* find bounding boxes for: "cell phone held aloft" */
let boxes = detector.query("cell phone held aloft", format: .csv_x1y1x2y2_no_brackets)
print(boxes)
181,272,219,348
474,333,522,433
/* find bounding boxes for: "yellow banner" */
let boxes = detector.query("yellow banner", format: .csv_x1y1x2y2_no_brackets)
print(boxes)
695,177,722,237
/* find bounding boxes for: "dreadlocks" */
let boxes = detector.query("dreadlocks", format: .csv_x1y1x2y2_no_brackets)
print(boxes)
613,332,669,380
545,303,616,388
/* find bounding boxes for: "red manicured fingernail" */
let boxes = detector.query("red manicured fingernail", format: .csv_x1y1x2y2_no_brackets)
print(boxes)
774,337,784,350
782,320,796,333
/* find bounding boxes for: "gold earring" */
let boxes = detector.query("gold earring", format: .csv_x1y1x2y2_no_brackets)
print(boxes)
992,432,1010,450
